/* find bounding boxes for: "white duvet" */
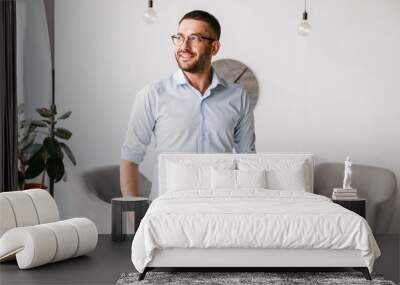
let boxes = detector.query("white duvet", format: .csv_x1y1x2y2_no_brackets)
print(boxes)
131,190,380,273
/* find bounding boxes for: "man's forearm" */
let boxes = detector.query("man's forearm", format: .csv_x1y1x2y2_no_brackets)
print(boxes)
120,160,139,197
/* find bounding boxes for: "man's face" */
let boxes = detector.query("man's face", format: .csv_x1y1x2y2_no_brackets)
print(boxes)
174,19,219,73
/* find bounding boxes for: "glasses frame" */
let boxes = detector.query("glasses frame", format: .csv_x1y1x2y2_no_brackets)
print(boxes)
171,33,217,46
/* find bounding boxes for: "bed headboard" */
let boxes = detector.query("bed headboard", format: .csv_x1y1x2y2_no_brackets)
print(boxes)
158,152,314,196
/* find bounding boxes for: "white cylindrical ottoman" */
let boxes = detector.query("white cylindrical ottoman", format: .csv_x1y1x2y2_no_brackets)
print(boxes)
0,218,98,269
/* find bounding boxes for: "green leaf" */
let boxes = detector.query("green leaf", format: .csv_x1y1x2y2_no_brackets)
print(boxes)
31,120,47,127
19,118,29,130
36,108,54,118
20,133,36,151
54,128,72,140
41,119,53,125
28,146,45,165
20,120,30,128
18,128,29,142
43,137,63,159
59,142,76,165
58,111,72,120
46,157,65,182
25,158,45,179
28,124,39,135
19,121,32,141
25,143,42,161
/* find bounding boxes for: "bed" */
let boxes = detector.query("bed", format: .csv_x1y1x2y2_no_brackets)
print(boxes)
131,153,380,280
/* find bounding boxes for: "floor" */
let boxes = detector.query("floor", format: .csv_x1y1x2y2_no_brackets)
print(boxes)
0,234,398,285
0,235,133,285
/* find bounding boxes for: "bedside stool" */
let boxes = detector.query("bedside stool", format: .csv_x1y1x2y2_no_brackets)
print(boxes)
332,198,366,218
111,197,149,242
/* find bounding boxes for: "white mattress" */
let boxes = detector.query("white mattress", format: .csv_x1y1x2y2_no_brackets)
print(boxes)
131,190,380,273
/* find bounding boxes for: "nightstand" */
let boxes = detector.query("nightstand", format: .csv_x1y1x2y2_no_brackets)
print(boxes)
332,198,366,218
111,197,149,242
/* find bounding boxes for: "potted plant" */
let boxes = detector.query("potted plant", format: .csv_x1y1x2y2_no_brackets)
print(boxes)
21,106,76,195
17,104,44,189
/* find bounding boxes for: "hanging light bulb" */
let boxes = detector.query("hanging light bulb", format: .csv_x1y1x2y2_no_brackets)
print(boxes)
143,0,157,24
298,0,311,36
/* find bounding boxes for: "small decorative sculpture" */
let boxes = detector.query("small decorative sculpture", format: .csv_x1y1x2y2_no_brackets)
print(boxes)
342,156,352,189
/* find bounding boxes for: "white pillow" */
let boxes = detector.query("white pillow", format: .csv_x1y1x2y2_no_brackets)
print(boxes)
211,169,267,190
211,168,236,190
237,169,267,188
167,162,209,191
237,159,307,191
166,159,235,191
268,162,306,191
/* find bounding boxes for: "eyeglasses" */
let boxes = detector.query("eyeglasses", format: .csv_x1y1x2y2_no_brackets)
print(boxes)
171,34,216,46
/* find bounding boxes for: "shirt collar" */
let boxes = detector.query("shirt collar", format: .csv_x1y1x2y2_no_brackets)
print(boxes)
173,68,227,88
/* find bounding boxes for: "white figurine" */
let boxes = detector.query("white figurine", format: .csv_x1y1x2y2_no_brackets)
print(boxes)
343,156,352,189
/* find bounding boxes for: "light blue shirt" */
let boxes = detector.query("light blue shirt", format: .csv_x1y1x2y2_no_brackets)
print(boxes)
121,68,256,165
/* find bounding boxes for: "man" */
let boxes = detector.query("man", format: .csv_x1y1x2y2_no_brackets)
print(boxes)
120,10,255,197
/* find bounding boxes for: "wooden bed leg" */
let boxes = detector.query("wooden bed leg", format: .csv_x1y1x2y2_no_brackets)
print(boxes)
138,268,148,281
354,267,372,280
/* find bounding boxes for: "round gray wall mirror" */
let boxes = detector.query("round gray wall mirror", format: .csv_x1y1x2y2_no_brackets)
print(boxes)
212,58,259,111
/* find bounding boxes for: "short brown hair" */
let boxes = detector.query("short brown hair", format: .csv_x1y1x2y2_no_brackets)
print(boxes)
179,10,221,40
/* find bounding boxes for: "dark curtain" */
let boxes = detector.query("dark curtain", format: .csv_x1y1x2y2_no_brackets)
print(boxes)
0,0,17,192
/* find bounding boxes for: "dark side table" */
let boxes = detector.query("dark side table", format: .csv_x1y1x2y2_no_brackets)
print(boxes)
111,197,149,242
332,198,366,218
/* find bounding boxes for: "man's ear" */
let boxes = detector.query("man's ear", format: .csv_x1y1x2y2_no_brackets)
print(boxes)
211,41,220,56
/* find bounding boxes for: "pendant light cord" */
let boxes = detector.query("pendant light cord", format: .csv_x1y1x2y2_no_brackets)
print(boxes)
303,0,308,20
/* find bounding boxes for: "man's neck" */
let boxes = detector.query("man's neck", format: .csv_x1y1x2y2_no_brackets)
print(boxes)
183,66,213,95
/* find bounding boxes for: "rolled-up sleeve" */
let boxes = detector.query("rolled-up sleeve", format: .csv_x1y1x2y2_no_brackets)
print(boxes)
121,85,156,164
234,88,256,153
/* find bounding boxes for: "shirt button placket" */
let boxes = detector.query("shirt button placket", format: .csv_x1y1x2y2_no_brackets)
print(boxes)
200,99,206,153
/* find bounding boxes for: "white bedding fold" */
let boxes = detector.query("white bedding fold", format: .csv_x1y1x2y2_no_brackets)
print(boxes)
131,190,380,273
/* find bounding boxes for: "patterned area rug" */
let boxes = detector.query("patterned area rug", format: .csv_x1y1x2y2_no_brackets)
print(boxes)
116,271,396,285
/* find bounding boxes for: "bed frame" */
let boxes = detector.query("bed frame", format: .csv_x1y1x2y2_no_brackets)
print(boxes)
138,248,371,280
138,153,372,281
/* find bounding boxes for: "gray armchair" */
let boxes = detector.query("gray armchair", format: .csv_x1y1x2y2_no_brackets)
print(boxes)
81,165,151,203
314,163,397,233
79,165,151,234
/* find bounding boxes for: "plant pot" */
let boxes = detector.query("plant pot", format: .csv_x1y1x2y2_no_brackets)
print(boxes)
23,183,48,190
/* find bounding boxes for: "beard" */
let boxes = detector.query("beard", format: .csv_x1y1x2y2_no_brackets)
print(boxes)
175,48,212,73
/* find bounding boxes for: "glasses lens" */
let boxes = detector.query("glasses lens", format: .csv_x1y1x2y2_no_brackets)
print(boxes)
188,35,200,45
171,35,181,46
172,34,210,46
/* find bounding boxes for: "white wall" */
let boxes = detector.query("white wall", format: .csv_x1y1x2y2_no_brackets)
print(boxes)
55,0,400,234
